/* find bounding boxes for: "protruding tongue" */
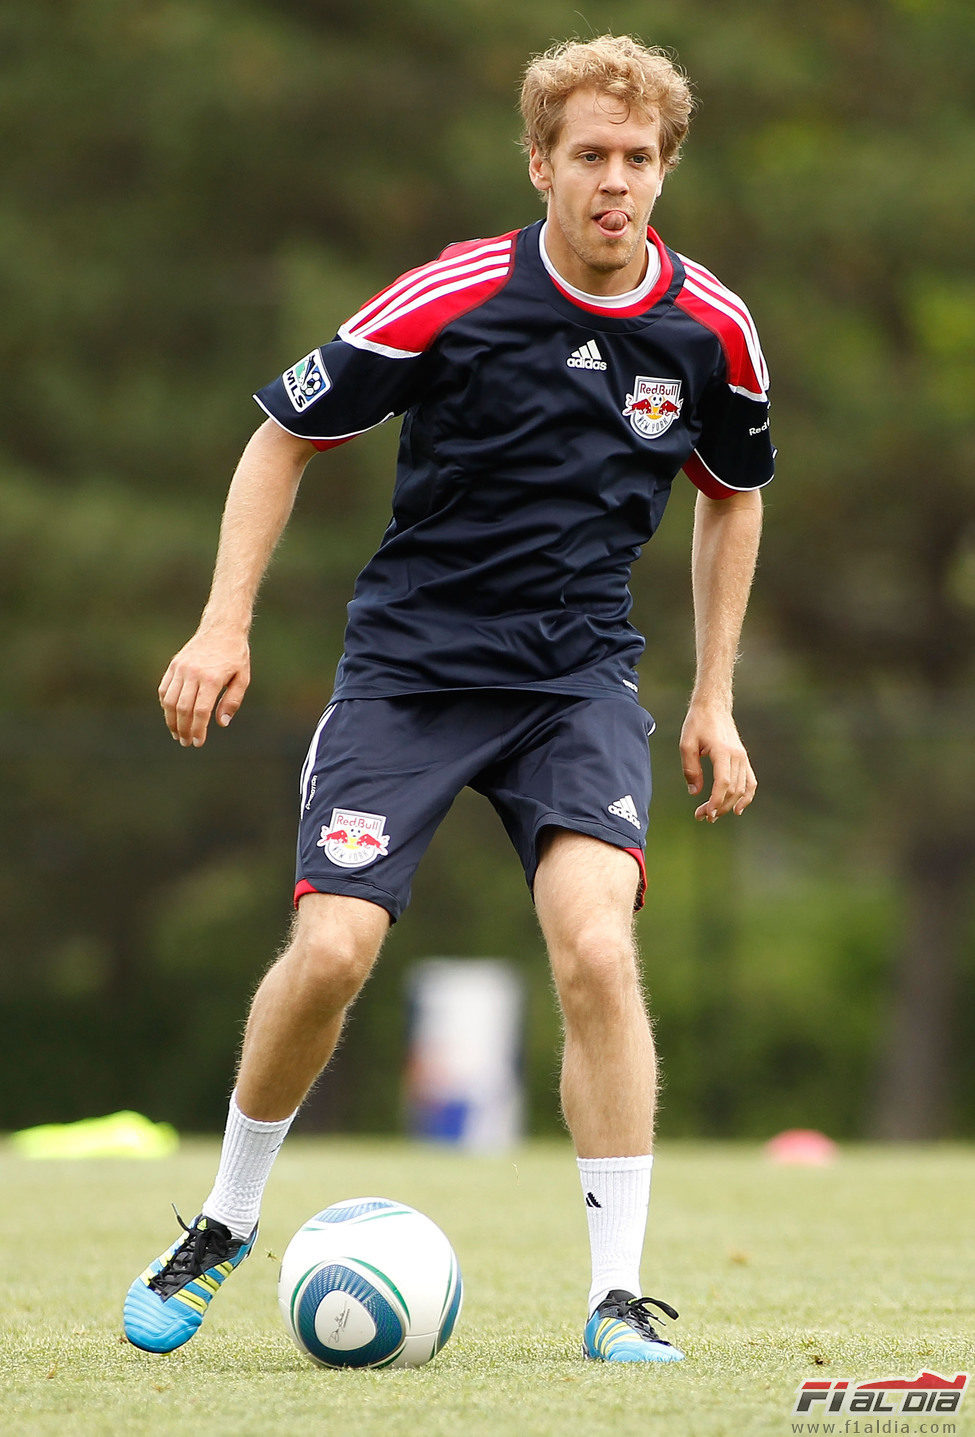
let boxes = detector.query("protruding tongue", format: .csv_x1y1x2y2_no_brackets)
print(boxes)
600,210,628,233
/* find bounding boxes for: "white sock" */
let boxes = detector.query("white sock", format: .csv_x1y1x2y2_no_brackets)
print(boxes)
202,1091,297,1241
577,1154,654,1316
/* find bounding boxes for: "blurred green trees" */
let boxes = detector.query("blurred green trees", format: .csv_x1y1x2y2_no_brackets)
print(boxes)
1,0,973,1138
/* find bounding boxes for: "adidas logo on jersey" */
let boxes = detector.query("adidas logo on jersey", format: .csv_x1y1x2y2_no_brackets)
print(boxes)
608,794,642,829
567,340,608,372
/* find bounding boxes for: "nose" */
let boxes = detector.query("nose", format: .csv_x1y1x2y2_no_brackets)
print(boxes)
600,156,629,194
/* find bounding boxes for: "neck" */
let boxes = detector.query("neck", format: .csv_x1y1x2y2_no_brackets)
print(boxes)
543,224,649,296
539,224,659,306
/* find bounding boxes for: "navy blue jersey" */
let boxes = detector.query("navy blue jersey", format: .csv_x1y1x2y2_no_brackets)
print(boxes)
255,221,774,699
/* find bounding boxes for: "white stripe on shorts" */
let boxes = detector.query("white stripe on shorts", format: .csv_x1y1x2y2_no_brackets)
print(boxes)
299,704,336,811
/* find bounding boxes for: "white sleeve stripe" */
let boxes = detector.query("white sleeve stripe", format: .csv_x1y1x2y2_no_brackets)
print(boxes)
254,394,395,439
350,236,512,315
345,256,512,340
729,381,767,401
684,273,769,393
346,264,512,342
682,277,770,394
336,329,422,359
344,239,514,333
346,246,511,332
683,275,768,389
346,260,506,338
680,263,763,353
679,256,768,379
689,448,774,492
679,256,763,347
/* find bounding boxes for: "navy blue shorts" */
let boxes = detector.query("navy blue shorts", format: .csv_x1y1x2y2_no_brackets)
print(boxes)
294,691,654,922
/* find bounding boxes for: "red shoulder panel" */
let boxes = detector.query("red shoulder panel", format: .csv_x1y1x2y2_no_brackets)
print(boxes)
675,256,769,399
338,231,519,358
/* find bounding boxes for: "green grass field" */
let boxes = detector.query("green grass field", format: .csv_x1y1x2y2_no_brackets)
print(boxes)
2,1139,971,1436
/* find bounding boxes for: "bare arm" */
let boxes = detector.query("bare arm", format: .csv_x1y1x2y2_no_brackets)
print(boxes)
679,488,763,821
159,419,317,747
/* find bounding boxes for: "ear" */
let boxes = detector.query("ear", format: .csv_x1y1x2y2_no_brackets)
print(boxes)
528,144,552,196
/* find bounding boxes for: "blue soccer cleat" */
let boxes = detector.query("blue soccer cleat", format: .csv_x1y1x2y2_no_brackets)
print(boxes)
583,1290,685,1363
123,1211,256,1353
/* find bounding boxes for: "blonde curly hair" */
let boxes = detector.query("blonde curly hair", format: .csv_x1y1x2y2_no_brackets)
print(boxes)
520,35,694,170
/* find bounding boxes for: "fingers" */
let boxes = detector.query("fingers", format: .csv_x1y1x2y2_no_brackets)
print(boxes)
158,642,250,747
679,714,706,798
680,709,757,823
732,760,758,817
160,671,223,747
158,663,182,741
680,739,704,798
215,670,249,730
694,748,757,822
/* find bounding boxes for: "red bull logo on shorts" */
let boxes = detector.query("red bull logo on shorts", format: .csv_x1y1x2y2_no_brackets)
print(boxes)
318,807,391,869
623,377,683,439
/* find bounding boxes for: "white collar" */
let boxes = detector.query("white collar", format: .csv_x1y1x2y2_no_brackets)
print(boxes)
539,222,661,308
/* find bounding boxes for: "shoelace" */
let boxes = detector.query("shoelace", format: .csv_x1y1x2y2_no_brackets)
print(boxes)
602,1294,680,1342
147,1209,236,1297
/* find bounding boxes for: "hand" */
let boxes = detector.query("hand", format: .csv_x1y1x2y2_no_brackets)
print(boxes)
679,702,757,822
158,627,251,747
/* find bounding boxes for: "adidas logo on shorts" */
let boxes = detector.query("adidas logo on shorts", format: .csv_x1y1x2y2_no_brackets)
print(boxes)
567,340,608,371
608,794,641,829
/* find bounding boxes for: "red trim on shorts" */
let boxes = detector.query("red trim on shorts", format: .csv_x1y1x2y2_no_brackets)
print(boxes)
294,878,320,907
310,435,356,453
624,846,647,911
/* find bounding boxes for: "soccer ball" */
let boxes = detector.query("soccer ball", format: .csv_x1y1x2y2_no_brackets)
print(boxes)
278,1197,463,1369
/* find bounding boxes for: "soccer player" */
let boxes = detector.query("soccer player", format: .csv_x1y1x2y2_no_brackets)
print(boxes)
124,34,773,1363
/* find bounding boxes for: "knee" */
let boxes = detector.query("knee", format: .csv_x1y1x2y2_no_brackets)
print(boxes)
284,914,379,1011
552,923,640,1019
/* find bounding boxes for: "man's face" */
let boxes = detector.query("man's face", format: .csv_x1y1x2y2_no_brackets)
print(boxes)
529,87,667,295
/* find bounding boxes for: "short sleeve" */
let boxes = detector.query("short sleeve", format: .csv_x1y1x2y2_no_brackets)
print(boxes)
254,233,516,451
254,337,427,451
676,255,776,499
683,381,775,499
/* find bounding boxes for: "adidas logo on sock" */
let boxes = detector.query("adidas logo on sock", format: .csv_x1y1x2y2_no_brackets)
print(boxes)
607,794,641,828
585,1191,603,1208
567,340,608,371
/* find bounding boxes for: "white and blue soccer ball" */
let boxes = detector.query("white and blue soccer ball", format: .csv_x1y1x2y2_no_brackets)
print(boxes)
278,1197,463,1370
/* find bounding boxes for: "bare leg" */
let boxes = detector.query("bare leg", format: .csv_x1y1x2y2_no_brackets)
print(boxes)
534,830,655,1156
234,892,390,1121
533,828,665,1327
122,892,392,1353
